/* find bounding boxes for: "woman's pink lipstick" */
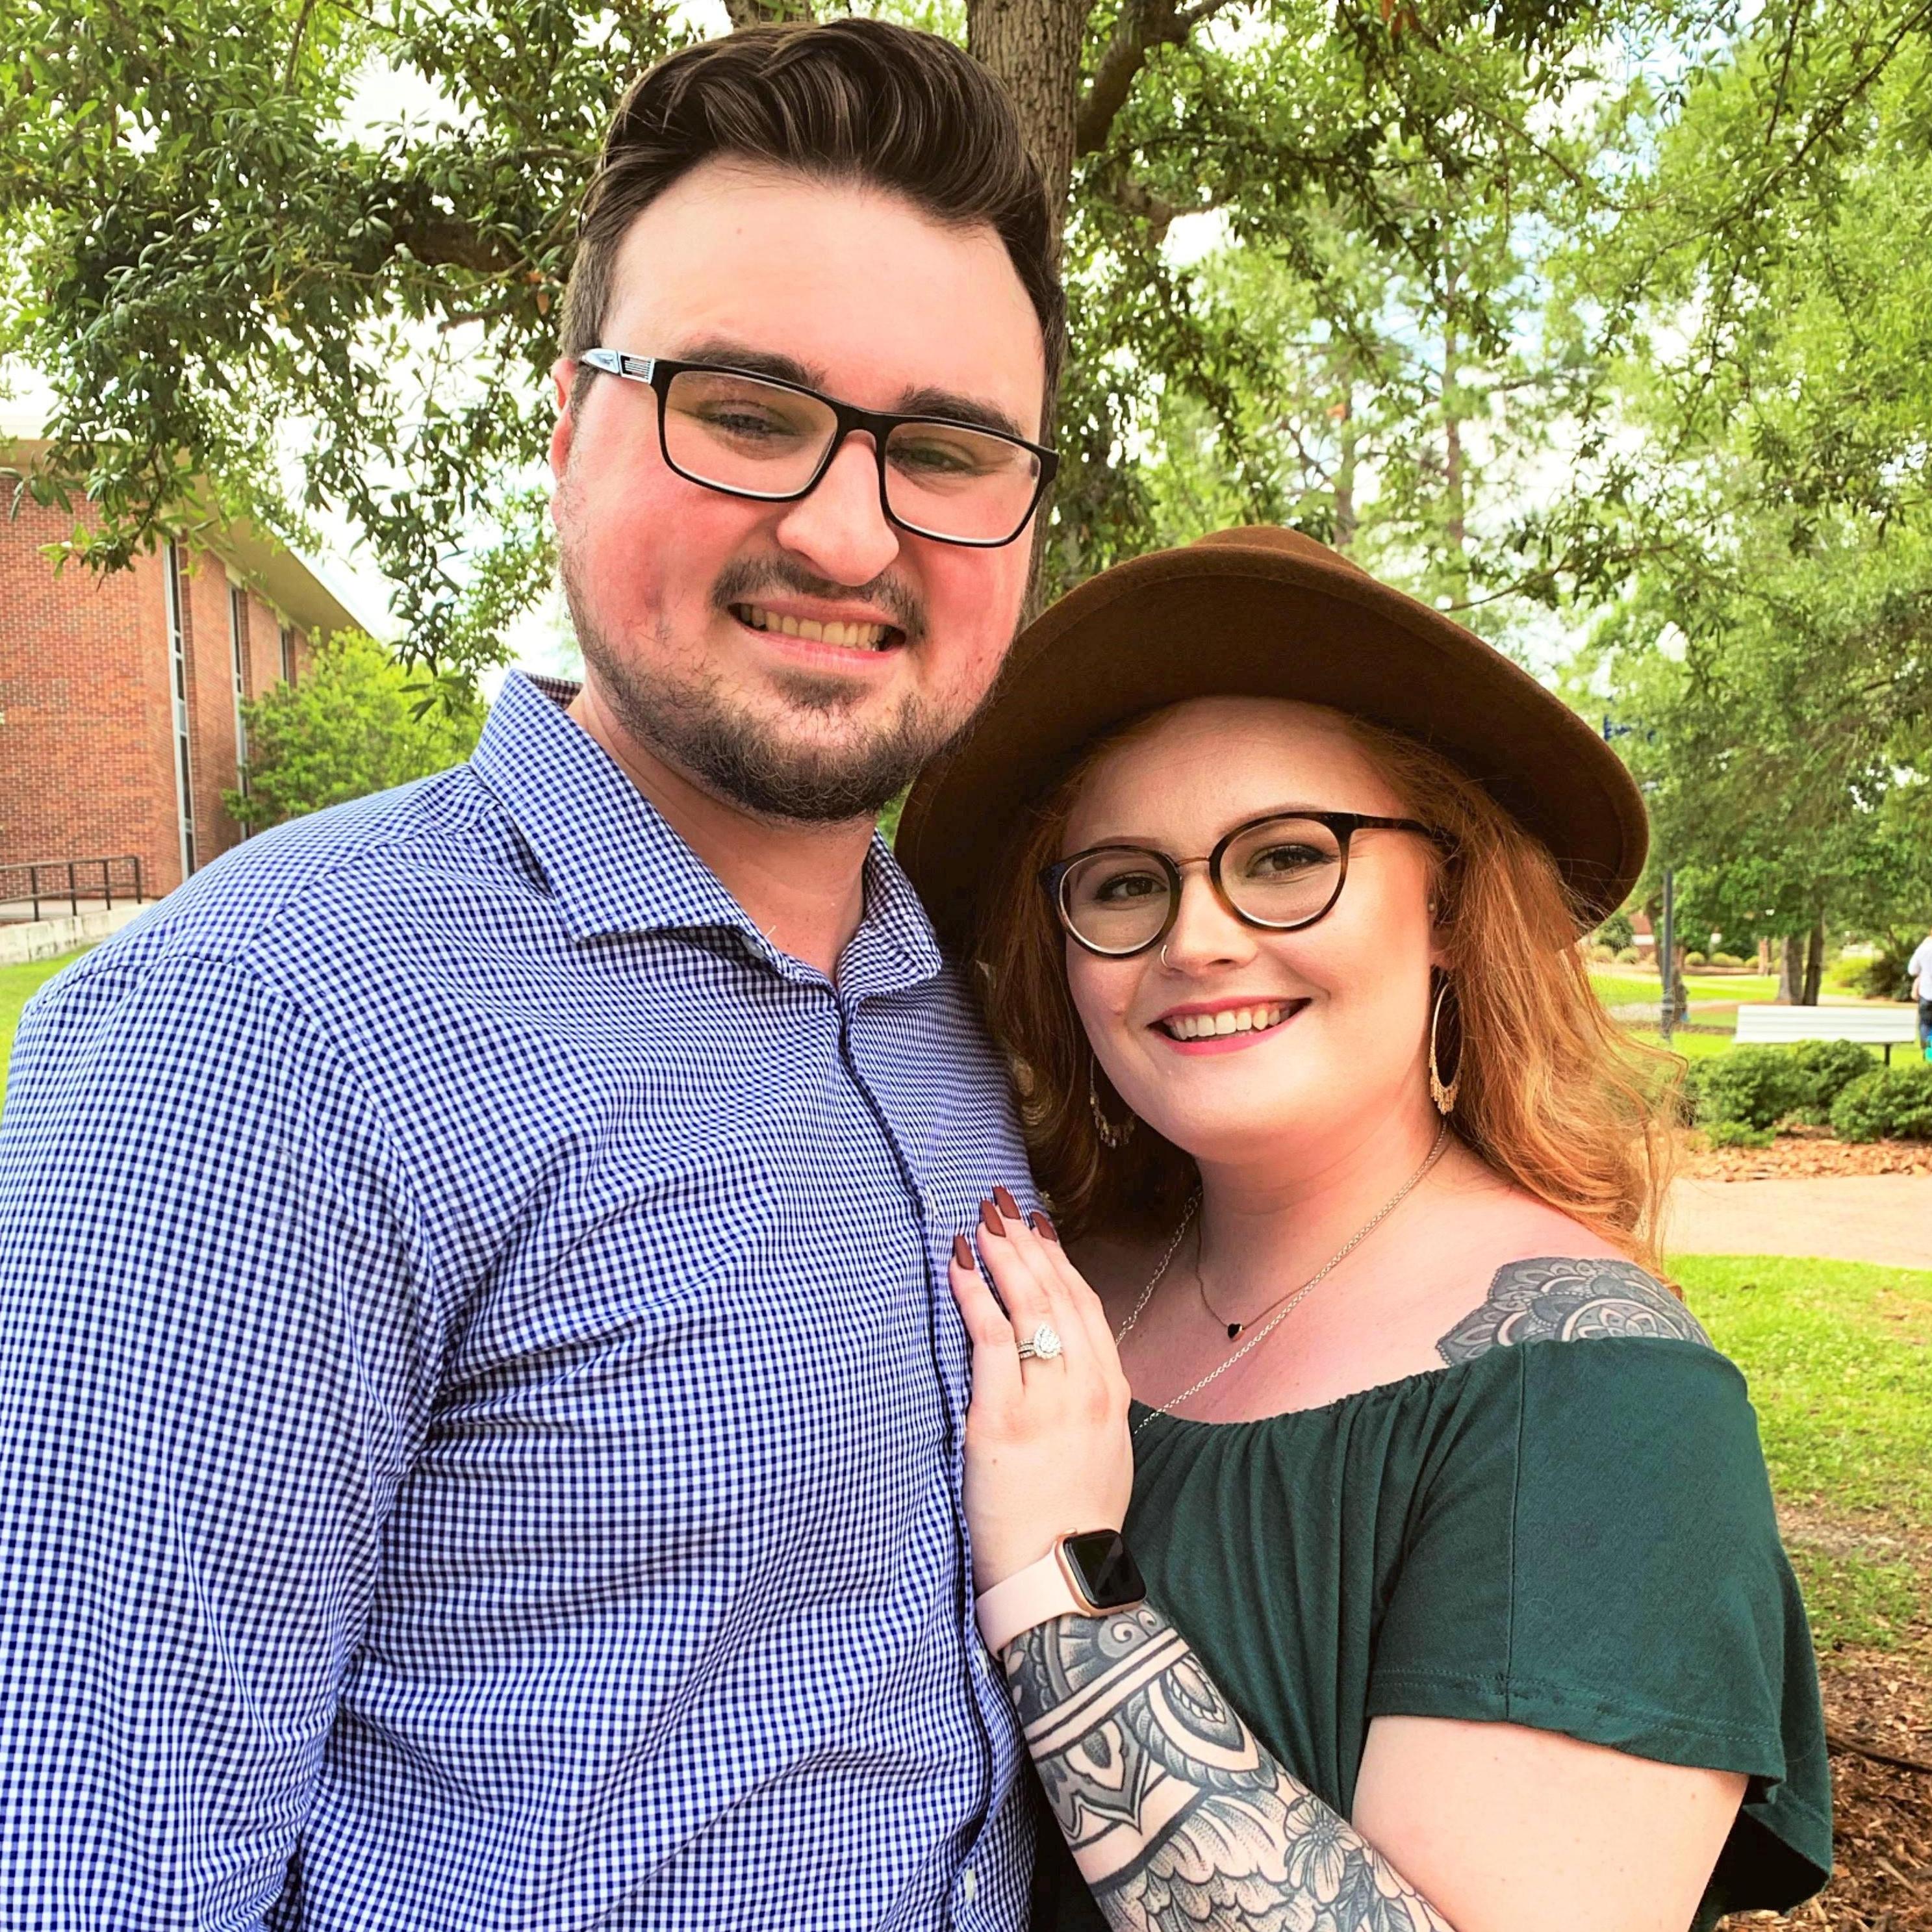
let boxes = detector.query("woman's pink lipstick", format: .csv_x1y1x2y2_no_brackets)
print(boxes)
1150,997,1309,1056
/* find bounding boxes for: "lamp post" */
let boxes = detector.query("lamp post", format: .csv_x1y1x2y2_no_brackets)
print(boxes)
1657,866,1676,1046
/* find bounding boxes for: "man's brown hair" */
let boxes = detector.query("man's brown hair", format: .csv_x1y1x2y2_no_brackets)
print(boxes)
564,18,1065,399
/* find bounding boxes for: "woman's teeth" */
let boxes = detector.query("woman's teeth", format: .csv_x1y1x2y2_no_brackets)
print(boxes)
1160,1003,1291,1042
734,604,893,650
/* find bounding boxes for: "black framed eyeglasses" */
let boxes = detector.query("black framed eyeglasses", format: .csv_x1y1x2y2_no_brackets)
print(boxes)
1041,810,1438,959
579,349,1059,550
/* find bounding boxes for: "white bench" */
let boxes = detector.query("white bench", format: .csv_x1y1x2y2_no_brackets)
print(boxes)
1733,1004,1921,1064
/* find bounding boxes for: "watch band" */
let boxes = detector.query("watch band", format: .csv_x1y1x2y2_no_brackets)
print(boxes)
975,1545,1092,1655
976,1531,1145,1655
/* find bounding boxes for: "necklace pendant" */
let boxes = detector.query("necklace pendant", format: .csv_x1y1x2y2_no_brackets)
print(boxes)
1227,1321,1243,1340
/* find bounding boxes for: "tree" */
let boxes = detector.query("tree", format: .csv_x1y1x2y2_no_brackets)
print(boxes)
3,0,1661,678
1568,19,1932,1000
225,630,485,828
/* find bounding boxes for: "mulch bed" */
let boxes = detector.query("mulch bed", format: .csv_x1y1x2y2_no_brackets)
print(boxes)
1732,1637,1932,1927
1682,1126,1932,1183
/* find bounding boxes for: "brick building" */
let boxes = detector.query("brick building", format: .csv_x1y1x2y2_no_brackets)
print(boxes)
1,435,368,904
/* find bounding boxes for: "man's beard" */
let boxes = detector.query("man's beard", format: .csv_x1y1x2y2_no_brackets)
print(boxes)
560,544,978,823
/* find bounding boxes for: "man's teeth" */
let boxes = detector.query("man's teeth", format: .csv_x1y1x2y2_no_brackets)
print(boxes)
1162,1004,1291,1042
735,604,893,650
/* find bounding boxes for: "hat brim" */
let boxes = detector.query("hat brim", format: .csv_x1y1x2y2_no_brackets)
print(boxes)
896,532,1647,958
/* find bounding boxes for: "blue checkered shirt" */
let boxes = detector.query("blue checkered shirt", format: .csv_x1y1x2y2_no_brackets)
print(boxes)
0,673,1038,1930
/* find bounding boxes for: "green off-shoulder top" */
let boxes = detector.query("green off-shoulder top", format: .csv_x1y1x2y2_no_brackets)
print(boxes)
1032,1311,1832,1931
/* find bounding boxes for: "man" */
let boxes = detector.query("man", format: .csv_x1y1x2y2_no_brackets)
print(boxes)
1912,922,1932,1056
0,22,1061,1926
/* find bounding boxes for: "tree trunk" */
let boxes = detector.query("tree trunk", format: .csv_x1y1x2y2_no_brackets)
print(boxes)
1440,266,1469,604
969,0,1089,257
1801,915,1824,1006
1333,388,1358,551
1776,934,1805,1005
1669,945,1689,1026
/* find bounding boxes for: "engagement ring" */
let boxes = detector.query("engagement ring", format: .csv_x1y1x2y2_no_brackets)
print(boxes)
1015,1323,1063,1362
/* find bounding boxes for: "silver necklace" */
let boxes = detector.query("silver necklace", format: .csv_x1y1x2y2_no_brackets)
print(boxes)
1121,1121,1451,1436
1111,1191,1200,1347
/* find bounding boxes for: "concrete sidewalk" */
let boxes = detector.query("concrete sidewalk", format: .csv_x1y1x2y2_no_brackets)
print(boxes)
1667,1173,1932,1270
0,903,145,966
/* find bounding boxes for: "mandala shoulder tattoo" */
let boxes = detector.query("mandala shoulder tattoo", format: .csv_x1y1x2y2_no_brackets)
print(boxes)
1436,1256,1712,1366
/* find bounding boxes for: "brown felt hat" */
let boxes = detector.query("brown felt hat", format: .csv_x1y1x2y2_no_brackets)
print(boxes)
897,526,1646,956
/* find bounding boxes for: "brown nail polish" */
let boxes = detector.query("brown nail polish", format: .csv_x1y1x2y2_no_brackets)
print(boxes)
980,1199,1006,1236
952,1233,974,1269
1030,1211,1060,1243
993,1185,1023,1221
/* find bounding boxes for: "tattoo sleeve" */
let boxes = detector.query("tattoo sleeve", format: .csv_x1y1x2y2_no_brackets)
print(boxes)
1006,1605,1455,1932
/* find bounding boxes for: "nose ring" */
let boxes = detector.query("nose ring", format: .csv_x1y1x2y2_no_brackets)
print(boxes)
1160,942,1173,968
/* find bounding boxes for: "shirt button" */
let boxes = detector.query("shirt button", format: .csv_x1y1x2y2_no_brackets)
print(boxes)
960,1866,978,1904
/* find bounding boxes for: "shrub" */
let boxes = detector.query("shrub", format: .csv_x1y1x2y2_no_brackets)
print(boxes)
1789,1039,1880,1120
1596,911,1635,952
1685,950,1707,967
1586,941,1618,963
1616,945,1641,964
1704,1118,1775,1149
226,631,484,830
1693,1047,1811,1130
1847,951,1914,1001
1710,951,1746,968
1830,1065,1932,1143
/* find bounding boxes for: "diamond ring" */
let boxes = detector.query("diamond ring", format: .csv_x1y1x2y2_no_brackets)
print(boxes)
1015,1322,1064,1363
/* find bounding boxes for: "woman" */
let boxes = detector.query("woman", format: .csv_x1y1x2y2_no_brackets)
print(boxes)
895,527,1829,1932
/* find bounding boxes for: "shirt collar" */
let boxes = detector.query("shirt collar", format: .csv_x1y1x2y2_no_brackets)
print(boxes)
470,672,944,993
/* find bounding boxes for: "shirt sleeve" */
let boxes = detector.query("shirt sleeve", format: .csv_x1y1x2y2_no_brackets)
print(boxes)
0,952,438,1927
1367,1338,1831,1916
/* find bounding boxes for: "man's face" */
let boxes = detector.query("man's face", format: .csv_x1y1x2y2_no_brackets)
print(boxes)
550,159,1048,822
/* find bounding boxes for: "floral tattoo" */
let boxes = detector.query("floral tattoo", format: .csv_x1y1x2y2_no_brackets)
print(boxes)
1006,1606,1454,1931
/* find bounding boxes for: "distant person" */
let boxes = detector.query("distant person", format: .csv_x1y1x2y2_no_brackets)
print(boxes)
1913,923,1932,1055
0,21,1061,1926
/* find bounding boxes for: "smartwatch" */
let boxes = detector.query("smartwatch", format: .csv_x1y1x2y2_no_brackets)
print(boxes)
974,1529,1147,1655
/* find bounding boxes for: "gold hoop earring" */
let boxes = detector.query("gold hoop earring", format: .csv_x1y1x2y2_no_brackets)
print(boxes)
1429,980,1460,1117
1088,1059,1136,1149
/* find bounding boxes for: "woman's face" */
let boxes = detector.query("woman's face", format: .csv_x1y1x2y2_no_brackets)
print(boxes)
1060,696,1441,1171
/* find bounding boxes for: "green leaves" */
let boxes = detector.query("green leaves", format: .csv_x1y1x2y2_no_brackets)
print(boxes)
3,0,683,668
224,628,485,828
1567,14,1932,947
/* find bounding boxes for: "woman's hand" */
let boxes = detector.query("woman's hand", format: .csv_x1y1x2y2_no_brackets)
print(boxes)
948,1191,1134,1593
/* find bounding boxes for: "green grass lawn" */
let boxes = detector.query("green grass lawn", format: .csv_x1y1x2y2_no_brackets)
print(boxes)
0,950,90,1112
1683,1255,1932,1650
1627,1028,1741,1060
1590,970,1781,1007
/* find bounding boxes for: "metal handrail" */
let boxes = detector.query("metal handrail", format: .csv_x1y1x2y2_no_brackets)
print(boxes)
0,856,145,923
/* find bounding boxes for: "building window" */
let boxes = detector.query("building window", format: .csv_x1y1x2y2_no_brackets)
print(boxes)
165,543,197,879
229,583,251,832
279,624,297,684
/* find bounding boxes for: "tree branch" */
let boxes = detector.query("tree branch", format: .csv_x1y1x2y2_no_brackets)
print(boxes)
1074,0,1241,158
388,210,523,275
283,0,318,88
1095,166,1184,242
721,0,813,26
1827,1728,1932,1778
